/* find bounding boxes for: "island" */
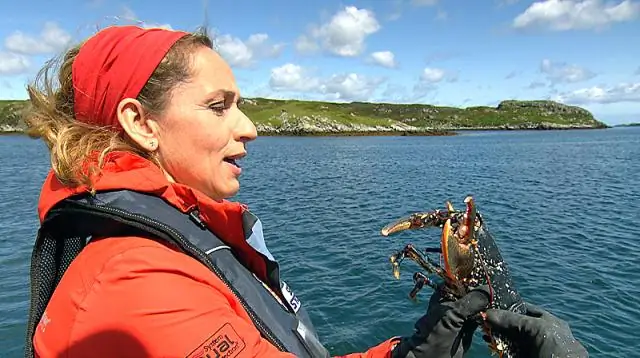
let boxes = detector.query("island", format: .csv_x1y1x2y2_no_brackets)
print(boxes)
1,98,609,136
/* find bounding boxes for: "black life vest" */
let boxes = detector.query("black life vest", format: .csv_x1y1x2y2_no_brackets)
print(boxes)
24,189,331,358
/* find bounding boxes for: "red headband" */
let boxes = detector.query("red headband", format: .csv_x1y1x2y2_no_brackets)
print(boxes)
72,26,188,130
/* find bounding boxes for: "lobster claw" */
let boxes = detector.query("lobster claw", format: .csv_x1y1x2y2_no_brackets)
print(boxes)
381,213,429,236
380,205,457,237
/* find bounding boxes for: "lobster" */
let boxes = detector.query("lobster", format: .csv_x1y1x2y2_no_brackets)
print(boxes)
381,196,526,357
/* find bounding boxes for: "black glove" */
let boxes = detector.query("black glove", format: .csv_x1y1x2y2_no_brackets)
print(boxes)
391,285,491,358
484,303,589,358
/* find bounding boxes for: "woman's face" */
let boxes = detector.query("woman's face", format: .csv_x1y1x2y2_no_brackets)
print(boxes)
154,46,257,201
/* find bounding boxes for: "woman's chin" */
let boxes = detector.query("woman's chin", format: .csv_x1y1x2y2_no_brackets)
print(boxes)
211,179,241,201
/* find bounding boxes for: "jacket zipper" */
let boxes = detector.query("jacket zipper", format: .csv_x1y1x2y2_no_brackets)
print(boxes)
74,203,289,352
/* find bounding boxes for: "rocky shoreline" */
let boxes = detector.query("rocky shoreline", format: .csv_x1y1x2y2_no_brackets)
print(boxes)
0,122,606,137
257,129,456,136
1,98,611,136
0,125,23,133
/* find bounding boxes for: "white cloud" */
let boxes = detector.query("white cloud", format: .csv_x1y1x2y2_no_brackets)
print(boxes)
246,34,285,58
555,82,640,104
421,67,446,82
402,67,457,101
368,51,396,68
0,52,30,75
513,0,640,31
4,22,72,55
269,64,320,92
215,33,285,68
322,73,385,101
288,65,457,104
268,63,385,101
0,22,72,76
540,59,596,83
294,35,319,54
298,6,381,57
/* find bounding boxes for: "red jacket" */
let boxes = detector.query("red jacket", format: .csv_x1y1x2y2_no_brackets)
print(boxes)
32,151,398,357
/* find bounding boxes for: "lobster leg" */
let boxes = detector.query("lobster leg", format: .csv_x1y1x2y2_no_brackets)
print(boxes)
409,272,437,300
390,244,446,279
389,244,452,300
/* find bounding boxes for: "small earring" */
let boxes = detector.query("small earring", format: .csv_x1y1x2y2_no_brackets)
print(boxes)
149,140,156,149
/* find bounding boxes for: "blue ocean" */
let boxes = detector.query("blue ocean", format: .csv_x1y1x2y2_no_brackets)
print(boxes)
1,127,639,357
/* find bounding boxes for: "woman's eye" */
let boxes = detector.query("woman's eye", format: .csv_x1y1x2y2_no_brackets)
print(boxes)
208,102,226,114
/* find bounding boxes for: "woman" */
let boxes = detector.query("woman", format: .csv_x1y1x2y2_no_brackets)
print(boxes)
23,25,587,358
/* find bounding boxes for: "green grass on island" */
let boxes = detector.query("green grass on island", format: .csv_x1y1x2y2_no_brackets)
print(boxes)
1,98,609,136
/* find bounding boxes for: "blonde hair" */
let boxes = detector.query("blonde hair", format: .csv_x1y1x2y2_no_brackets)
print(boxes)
24,28,212,190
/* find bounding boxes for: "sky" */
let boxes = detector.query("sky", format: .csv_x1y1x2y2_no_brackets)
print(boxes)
0,0,639,125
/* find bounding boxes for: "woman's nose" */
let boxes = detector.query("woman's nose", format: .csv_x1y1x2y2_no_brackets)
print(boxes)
236,110,258,142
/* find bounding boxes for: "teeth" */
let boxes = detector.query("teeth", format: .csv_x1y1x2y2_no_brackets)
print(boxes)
225,158,240,168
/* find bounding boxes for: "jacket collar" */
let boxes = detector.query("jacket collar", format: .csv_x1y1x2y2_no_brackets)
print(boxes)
37,151,273,282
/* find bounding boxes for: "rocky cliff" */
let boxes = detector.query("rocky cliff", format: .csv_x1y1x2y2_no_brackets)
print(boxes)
0,101,28,133
0,98,609,135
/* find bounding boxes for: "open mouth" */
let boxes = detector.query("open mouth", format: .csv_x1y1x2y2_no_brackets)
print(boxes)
223,158,240,168
223,152,246,169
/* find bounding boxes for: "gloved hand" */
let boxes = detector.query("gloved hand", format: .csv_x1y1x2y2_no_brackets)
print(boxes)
484,303,589,358
391,284,491,358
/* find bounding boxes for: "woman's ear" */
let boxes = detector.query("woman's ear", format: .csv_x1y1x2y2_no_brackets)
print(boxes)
116,98,160,152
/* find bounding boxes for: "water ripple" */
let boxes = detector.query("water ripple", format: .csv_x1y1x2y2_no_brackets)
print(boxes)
1,128,640,357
